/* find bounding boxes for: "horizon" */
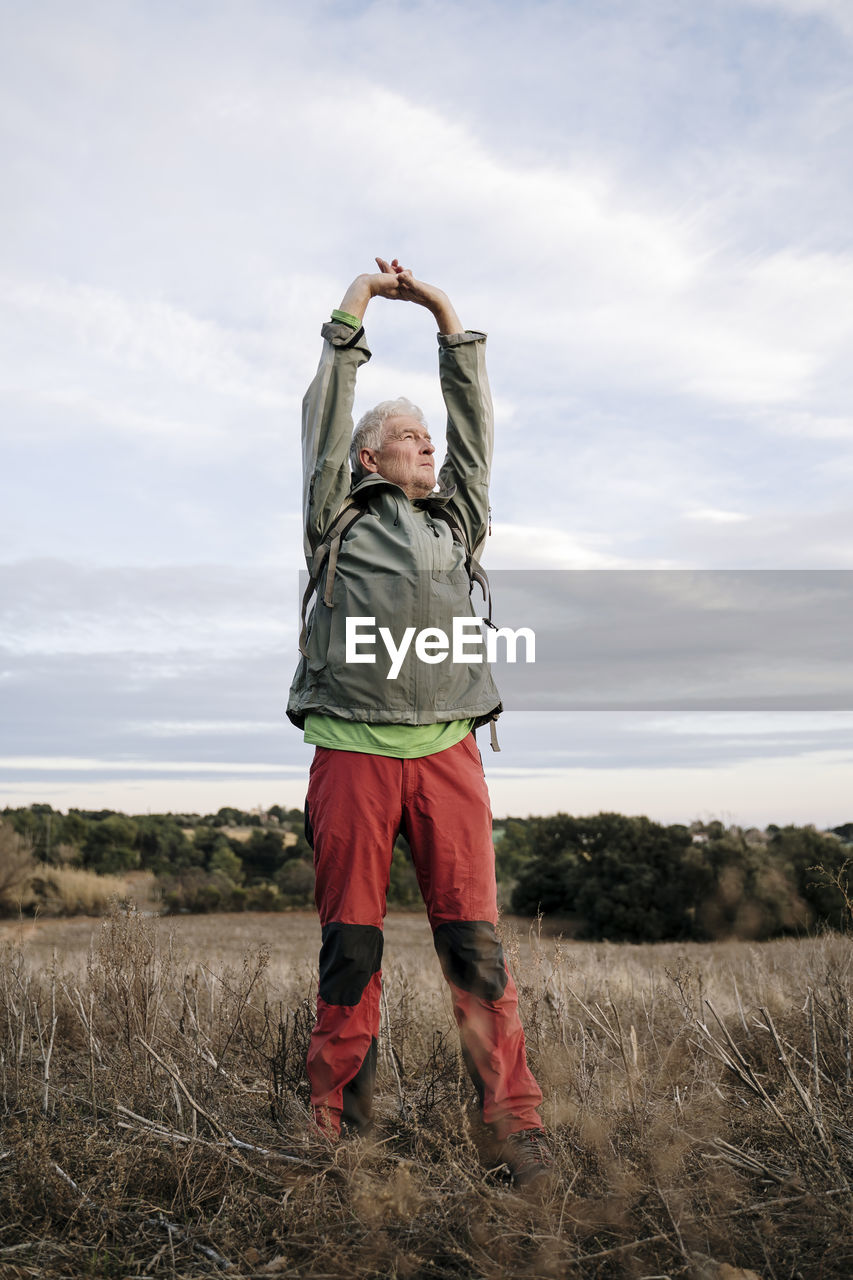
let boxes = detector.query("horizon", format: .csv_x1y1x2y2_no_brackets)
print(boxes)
5,796,850,835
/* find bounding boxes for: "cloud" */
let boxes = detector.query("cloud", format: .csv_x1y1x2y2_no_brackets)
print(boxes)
742,0,853,37
215,82,853,412
766,410,853,442
486,524,633,570
685,508,750,524
4,279,274,399
0,277,304,457
0,560,297,656
0,756,301,776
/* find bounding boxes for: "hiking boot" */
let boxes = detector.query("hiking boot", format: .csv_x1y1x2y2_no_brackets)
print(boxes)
310,1106,342,1142
310,1107,372,1144
498,1128,555,1191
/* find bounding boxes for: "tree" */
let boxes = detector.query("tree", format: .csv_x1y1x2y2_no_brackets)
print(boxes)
212,807,246,828
695,824,846,939
511,813,695,942
0,821,34,913
62,810,90,849
209,844,245,885
282,828,313,863
276,859,314,905
191,826,233,869
135,816,193,874
494,819,534,882
771,826,849,930
82,816,140,875
268,805,305,827
240,829,286,883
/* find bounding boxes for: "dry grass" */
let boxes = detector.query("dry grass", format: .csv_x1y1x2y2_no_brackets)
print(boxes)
1,908,851,1279
0,815,152,916
21,864,140,917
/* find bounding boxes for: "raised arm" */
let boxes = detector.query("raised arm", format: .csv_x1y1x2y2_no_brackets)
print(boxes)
435,329,493,561
374,260,494,557
301,265,406,559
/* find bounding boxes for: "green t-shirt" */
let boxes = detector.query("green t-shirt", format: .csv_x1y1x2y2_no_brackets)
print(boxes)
304,714,475,759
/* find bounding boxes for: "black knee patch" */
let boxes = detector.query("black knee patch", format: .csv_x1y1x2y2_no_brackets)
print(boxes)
433,921,508,1001
318,922,383,1006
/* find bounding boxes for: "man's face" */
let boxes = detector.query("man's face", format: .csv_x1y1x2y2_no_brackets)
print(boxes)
362,415,436,500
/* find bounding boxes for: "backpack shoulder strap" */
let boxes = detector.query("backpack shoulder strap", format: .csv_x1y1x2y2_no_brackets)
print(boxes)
433,507,501,752
429,508,495,629
298,500,367,656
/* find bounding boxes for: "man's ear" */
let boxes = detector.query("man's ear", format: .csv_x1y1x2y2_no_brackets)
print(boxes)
359,447,380,474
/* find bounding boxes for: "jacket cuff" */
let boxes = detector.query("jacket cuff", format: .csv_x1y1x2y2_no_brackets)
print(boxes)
437,330,487,348
321,320,371,351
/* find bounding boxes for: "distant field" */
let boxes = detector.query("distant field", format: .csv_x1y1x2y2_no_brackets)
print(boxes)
1,910,851,1278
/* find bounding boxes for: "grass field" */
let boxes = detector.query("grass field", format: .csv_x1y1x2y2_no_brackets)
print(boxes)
1,908,851,1278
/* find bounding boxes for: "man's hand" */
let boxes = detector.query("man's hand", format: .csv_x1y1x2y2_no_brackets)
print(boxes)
334,259,464,334
375,257,464,335
336,266,402,324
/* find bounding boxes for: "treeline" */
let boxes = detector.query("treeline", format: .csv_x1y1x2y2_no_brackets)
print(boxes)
0,804,419,916
500,813,853,941
1,804,851,939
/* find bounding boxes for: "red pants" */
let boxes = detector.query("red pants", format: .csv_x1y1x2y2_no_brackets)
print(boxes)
304,734,543,1140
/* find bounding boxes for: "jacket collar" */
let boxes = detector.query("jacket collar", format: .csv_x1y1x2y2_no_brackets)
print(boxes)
349,472,457,508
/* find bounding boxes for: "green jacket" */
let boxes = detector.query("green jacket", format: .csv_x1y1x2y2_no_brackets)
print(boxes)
286,320,502,729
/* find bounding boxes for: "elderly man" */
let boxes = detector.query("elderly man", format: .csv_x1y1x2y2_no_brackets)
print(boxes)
287,258,551,1188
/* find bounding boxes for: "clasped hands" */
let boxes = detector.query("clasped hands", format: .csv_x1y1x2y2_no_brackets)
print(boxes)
338,258,462,335
370,257,441,309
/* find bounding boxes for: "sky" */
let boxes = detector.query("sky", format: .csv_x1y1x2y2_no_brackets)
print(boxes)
2,0,853,826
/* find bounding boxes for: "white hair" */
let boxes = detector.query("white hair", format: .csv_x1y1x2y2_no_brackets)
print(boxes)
350,397,428,479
